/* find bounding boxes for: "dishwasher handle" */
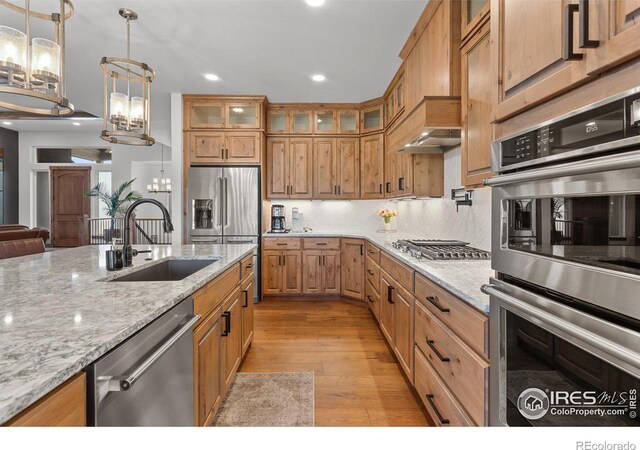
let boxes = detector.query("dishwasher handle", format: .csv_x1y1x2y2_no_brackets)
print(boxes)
98,314,200,392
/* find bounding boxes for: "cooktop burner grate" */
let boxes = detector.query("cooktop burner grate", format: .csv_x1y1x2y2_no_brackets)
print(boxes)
392,239,491,260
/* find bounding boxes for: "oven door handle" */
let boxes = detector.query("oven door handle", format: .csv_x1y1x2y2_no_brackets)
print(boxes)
97,314,200,392
485,148,640,187
481,284,640,369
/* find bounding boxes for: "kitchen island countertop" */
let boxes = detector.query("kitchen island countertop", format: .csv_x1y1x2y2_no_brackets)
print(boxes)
0,243,255,425
263,230,492,315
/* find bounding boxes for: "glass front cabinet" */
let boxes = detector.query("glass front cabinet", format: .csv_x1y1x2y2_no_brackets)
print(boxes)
337,110,359,134
290,110,313,134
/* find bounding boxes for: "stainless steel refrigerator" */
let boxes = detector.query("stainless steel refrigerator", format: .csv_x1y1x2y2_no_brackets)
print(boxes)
187,167,261,300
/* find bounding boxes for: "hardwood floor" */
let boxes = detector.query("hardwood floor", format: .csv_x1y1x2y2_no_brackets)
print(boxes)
239,297,431,427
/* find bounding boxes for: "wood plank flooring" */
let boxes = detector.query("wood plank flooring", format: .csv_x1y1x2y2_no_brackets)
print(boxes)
239,298,431,427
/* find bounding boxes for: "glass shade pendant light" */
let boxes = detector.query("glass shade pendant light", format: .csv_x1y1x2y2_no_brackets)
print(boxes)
147,144,171,193
101,8,155,146
0,0,74,117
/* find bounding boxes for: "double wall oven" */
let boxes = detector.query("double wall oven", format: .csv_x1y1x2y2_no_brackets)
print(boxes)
483,87,640,427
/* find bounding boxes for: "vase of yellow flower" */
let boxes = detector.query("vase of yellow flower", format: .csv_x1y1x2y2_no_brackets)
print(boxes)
377,209,398,232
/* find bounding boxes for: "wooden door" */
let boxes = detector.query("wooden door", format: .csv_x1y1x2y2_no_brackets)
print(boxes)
335,138,360,199
313,138,336,199
492,0,590,121
379,271,395,345
314,110,337,134
462,20,493,188
337,110,359,134
193,306,223,426
50,167,90,247
266,138,289,199
282,250,302,294
290,110,313,134
267,109,289,134
361,104,383,133
262,250,282,294
393,285,414,379
322,250,341,295
302,250,323,294
384,139,396,198
395,153,413,197
360,133,384,199
188,101,224,128
224,101,260,129
190,132,226,164
340,238,365,300
222,287,242,392
289,138,313,199
241,275,254,356
226,132,261,164
587,0,640,74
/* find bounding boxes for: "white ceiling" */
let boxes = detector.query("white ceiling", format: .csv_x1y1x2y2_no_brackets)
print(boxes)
2,0,426,143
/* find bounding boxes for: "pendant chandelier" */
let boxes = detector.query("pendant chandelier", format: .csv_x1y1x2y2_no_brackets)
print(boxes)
147,144,171,193
101,8,155,146
0,0,74,117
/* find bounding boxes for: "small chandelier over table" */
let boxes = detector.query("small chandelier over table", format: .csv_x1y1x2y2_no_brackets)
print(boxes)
0,0,74,117
147,144,171,193
101,8,155,146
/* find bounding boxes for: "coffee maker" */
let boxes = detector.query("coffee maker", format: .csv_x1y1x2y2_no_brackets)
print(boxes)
270,204,287,233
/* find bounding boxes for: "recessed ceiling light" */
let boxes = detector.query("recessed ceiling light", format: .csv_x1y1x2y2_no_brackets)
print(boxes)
2,121,12,126
311,74,326,82
204,73,220,81
306,0,325,6
72,122,81,126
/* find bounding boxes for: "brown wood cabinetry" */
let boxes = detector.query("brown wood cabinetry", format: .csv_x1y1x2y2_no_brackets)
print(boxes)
262,246,302,295
379,270,395,344
461,19,492,188
340,238,365,300
221,286,243,392
462,0,490,42
314,110,337,134
185,96,263,130
392,281,414,379
189,131,261,165
266,137,313,199
313,138,360,199
241,270,255,356
360,102,384,133
302,249,341,295
6,373,86,427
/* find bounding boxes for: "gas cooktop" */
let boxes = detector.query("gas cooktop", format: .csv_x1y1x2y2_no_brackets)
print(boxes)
392,239,491,261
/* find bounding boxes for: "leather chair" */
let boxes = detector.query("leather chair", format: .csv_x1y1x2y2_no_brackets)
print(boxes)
0,238,46,260
0,227,50,244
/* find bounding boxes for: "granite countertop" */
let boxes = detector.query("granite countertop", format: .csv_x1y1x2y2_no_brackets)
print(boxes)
264,230,492,314
0,243,256,425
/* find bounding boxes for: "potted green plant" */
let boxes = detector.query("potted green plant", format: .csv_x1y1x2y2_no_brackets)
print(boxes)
86,179,142,242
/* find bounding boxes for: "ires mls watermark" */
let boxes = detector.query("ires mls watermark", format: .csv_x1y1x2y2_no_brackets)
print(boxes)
517,387,638,421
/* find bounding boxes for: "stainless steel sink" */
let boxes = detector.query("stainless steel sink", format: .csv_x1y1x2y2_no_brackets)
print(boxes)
109,258,220,282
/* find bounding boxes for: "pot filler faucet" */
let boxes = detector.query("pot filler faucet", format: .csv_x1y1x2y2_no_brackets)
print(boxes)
122,198,174,267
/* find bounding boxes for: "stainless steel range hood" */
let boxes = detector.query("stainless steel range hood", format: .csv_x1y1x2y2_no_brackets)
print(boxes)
388,96,461,154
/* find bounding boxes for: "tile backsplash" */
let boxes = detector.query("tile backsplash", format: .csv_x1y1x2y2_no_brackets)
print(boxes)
269,148,492,251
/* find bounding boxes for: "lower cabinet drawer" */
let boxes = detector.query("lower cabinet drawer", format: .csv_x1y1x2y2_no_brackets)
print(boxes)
303,238,341,250
240,254,254,281
365,256,380,293
415,300,488,426
365,278,380,321
263,238,302,250
414,347,474,427
365,242,381,264
380,252,413,292
194,263,241,323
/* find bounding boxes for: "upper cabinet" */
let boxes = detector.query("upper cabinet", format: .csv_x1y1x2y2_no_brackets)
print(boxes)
337,110,360,134
267,109,289,134
462,0,490,41
184,96,265,130
290,110,313,134
360,103,384,133
314,110,337,134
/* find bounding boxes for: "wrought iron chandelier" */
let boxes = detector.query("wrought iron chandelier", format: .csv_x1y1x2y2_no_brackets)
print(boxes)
147,144,171,193
101,8,155,146
0,0,74,117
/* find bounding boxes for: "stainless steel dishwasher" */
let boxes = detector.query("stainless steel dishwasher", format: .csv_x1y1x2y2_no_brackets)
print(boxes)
87,298,199,426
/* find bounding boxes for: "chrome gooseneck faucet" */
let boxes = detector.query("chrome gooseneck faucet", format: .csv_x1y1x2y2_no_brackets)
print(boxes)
122,198,174,267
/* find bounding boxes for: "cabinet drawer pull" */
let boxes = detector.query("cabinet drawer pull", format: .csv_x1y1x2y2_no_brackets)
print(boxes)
360,244,364,256
318,255,322,265
426,338,450,362
578,0,599,49
367,269,374,275
426,296,450,313
398,177,405,191
379,184,383,195
387,285,395,304
385,182,391,193
316,242,327,246
277,243,288,246
243,289,249,308
563,3,583,61
221,311,231,337
367,294,374,303
245,263,254,269
425,394,450,425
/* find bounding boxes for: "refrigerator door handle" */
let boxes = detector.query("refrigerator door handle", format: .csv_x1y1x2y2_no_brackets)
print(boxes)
223,177,229,226
217,177,224,226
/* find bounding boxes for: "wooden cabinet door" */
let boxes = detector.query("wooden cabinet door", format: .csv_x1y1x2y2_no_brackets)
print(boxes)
226,132,261,164
282,250,302,294
190,132,226,164
267,109,289,134
313,138,336,199
462,20,493,188
302,250,323,294
384,140,396,198
222,287,243,392
337,109,359,134
462,0,490,41
360,133,384,199
314,110,337,134
193,306,223,426
361,104,383,133
225,101,260,129
289,138,313,199
393,285,414,379
50,167,90,247
492,0,590,121
188,101,224,128
587,0,640,74
322,250,341,295
290,110,313,134
241,276,255,356
379,271,395,344
341,238,365,300
262,250,283,294
335,138,360,199
395,153,413,197
266,138,289,199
